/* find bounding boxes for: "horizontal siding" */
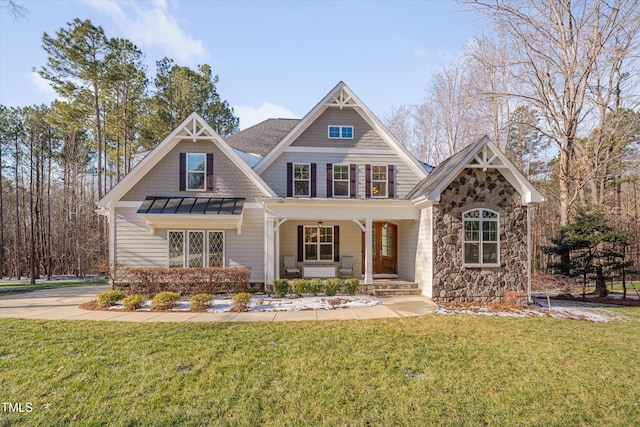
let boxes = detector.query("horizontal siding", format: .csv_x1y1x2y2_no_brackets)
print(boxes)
414,207,433,297
226,208,264,283
261,151,423,199
397,220,418,282
115,207,167,267
115,206,265,283
279,220,363,278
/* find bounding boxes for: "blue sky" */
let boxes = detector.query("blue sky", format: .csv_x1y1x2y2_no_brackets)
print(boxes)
0,0,482,130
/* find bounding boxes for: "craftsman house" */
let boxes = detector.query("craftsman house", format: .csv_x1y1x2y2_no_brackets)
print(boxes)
98,82,543,302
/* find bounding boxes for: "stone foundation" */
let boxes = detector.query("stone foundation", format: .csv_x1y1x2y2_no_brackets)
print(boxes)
432,168,528,303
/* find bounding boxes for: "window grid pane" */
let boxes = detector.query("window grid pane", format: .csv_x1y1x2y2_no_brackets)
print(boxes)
329,126,340,138
341,127,353,138
463,209,499,265
168,231,184,268
208,232,224,267
188,231,204,268
304,226,333,261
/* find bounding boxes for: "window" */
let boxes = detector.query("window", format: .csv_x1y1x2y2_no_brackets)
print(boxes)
186,153,206,191
333,164,349,197
304,226,333,261
328,125,354,139
294,163,310,197
463,209,499,266
371,165,387,198
168,230,225,268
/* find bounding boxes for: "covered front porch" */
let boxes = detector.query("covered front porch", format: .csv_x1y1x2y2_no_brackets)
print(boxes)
263,199,419,286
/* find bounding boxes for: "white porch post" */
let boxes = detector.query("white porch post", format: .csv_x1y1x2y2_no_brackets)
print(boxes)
364,217,373,284
264,213,276,288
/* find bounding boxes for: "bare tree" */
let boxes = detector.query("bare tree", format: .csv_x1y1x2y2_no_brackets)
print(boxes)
467,0,640,226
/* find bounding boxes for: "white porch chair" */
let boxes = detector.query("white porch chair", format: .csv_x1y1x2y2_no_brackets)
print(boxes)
339,256,354,278
283,255,301,278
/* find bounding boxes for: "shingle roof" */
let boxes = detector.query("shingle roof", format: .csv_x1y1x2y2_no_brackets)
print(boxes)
405,139,484,200
226,118,300,158
137,197,245,215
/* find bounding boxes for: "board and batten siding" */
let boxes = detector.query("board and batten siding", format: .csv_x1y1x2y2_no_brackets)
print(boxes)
414,206,434,297
122,139,265,201
114,206,265,283
396,220,418,282
291,108,388,149
261,152,423,199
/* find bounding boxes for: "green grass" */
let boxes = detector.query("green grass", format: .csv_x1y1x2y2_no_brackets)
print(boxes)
1,310,640,426
0,279,107,293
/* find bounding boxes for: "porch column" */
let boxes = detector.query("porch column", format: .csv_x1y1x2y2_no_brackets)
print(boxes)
364,217,373,284
264,213,276,288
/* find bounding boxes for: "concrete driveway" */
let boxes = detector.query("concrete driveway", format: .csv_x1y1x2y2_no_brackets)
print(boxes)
0,285,438,323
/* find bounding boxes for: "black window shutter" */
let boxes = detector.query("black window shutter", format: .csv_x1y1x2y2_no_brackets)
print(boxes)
365,164,371,198
206,153,214,191
286,163,293,197
297,226,304,262
179,153,186,191
326,163,333,198
349,164,356,198
333,226,340,262
388,164,395,199
310,163,317,198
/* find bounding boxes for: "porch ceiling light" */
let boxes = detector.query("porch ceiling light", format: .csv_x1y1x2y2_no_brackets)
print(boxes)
317,219,324,227
383,221,388,229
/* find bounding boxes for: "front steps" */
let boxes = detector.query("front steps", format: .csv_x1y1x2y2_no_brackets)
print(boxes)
366,280,422,297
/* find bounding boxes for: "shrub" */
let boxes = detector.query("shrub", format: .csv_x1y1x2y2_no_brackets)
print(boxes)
151,292,181,310
291,279,307,297
343,278,359,296
190,293,213,312
111,266,252,296
96,290,125,307
273,279,289,298
123,294,146,310
231,292,252,312
308,278,323,296
324,278,343,296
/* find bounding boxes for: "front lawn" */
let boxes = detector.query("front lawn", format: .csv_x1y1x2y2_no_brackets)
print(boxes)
1,309,639,425
0,278,107,294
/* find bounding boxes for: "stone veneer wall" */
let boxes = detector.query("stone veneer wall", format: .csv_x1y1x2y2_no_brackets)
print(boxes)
432,168,528,303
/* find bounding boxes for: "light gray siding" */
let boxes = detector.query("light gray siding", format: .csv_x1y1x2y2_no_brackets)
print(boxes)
114,206,265,283
122,139,265,201
261,151,423,199
115,207,167,267
278,220,363,278
414,206,433,297
397,219,418,282
291,108,388,149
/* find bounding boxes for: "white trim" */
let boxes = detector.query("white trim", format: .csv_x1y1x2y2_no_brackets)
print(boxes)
186,153,206,191
462,208,500,267
293,163,311,198
254,82,429,180
285,147,397,155
370,165,388,198
303,225,334,262
327,125,354,139
332,164,350,198
115,201,143,208
98,112,276,209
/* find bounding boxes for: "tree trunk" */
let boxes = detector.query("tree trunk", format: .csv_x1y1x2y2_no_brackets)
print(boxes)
595,266,608,297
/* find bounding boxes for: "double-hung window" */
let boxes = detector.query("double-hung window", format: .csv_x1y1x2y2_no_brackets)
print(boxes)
293,163,310,197
304,226,333,261
167,230,225,268
463,209,499,266
186,153,206,191
328,125,353,139
371,165,387,198
333,164,349,197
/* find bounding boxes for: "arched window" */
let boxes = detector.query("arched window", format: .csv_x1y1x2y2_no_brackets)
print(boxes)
462,209,499,266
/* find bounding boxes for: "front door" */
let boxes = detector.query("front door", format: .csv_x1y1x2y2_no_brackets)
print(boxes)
360,222,398,275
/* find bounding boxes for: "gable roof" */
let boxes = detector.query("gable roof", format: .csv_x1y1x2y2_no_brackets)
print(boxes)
408,136,544,205
253,81,429,179
226,118,300,158
98,112,276,209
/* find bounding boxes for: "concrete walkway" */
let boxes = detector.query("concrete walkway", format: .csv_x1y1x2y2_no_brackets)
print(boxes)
0,285,439,323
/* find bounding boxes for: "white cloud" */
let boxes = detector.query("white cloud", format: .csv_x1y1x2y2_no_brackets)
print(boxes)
234,102,299,130
84,0,207,65
29,71,58,100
